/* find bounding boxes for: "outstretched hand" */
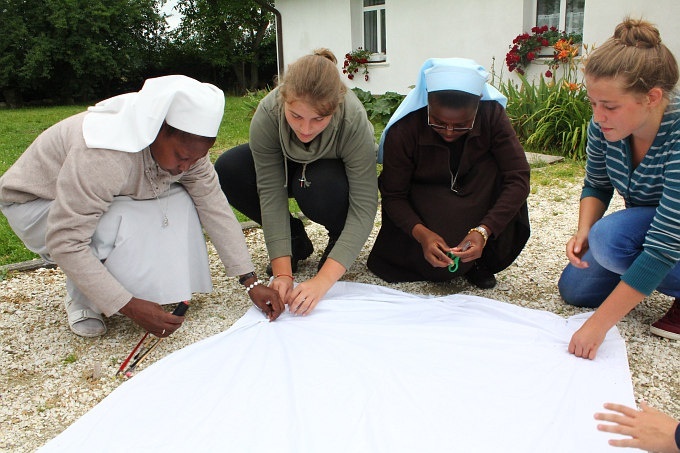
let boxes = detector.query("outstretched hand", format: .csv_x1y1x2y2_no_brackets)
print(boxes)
595,402,680,453
119,297,185,337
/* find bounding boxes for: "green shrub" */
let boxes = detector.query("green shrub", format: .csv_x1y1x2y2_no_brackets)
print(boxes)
525,80,591,160
352,88,405,126
497,54,592,160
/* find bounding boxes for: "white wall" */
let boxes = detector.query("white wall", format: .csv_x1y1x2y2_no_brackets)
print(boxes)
274,0,680,95
582,2,680,57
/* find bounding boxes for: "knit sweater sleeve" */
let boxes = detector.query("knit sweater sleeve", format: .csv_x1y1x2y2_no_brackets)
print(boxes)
622,126,680,295
249,90,294,260
581,119,615,206
46,147,135,317
326,93,378,269
180,156,254,277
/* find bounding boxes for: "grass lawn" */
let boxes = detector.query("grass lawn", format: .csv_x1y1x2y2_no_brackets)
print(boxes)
0,97,583,268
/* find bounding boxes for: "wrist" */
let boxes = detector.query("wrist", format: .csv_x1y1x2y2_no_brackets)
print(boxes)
238,271,257,286
468,226,489,246
275,273,295,282
244,280,263,294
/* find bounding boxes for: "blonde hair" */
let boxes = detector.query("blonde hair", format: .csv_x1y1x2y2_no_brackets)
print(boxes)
584,18,678,97
278,48,347,116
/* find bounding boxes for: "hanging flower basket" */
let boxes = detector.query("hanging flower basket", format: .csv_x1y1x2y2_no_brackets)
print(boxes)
342,47,372,81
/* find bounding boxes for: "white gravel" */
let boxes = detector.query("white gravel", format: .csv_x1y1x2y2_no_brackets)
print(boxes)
1,170,678,452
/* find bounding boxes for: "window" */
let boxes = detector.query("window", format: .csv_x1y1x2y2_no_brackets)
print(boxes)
536,0,584,36
363,0,386,54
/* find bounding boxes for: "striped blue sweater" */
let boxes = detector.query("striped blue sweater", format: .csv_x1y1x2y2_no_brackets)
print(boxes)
582,94,680,295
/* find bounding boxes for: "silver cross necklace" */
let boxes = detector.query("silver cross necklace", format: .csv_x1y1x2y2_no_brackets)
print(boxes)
145,164,170,228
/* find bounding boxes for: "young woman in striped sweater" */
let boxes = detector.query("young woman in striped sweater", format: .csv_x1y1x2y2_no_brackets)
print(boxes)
558,18,680,359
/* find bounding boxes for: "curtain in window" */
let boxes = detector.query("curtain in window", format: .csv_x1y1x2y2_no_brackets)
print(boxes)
566,0,585,35
536,0,560,29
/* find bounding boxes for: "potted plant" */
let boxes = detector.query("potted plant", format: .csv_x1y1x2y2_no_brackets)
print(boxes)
343,47,373,81
505,25,582,75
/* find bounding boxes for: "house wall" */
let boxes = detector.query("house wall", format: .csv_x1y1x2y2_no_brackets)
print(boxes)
274,0,680,95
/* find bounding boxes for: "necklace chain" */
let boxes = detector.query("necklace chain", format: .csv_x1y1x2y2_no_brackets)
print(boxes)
145,165,169,228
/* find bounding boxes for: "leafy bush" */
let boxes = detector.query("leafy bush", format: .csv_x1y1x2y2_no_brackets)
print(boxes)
242,88,271,117
352,88,405,126
498,73,591,160
497,40,593,160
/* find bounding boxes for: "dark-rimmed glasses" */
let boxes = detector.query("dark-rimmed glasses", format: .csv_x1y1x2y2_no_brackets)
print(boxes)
427,103,479,132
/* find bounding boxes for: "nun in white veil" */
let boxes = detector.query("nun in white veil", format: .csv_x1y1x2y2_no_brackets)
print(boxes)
0,75,283,338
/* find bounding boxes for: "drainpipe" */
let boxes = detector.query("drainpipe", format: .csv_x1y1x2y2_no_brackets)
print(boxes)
252,0,284,79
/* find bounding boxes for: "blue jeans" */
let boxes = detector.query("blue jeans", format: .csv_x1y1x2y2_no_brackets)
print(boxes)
558,207,680,308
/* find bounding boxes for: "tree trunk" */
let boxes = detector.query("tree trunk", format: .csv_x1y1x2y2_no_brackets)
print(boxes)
2,88,24,108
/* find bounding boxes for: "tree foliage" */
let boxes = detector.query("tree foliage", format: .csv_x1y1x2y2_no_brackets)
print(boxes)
0,0,167,105
0,0,277,104
173,0,277,92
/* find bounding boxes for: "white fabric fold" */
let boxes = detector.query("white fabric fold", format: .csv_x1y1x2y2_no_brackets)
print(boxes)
40,282,634,453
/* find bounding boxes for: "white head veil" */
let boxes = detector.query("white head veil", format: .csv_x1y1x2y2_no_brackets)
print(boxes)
82,75,225,153
377,58,507,163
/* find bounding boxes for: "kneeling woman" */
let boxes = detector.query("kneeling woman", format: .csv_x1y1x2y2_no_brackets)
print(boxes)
215,49,378,315
558,18,680,359
367,58,530,288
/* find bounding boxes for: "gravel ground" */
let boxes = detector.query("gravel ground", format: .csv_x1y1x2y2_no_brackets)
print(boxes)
1,171,679,452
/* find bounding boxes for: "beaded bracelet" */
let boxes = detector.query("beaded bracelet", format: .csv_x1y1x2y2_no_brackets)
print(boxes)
275,274,295,281
245,280,262,293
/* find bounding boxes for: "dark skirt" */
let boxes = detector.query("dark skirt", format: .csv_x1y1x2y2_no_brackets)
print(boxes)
367,202,530,283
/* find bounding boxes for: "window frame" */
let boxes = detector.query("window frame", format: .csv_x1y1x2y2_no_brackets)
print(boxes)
362,0,386,57
535,0,584,36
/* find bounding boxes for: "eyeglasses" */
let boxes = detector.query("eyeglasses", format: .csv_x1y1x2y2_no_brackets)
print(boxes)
427,103,479,132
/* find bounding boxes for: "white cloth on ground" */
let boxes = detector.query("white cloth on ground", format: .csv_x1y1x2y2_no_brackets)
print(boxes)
39,282,635,452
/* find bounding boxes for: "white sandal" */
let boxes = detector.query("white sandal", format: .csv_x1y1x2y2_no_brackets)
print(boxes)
64,296,106,337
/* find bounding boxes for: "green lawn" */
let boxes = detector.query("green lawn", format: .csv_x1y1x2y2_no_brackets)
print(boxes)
0,98,583,268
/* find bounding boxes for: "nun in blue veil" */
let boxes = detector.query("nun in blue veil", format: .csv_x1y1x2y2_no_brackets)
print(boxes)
367,58,530,288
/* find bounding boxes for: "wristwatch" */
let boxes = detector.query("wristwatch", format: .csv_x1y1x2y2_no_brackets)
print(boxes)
468,226,489,246
238,271,257,286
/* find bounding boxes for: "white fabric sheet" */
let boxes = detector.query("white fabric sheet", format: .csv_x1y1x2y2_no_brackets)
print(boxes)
40,282,635,452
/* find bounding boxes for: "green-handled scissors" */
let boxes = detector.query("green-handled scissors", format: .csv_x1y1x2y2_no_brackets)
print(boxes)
446,251,460,273
446,241,472,273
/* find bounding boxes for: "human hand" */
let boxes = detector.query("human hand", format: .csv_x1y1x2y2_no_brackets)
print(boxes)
449,236,482,262
286,274,334,316
568,319,607,359
269,274,294,302
248,284,284,321
595,402,680,453
566,232,589,268
119,297,185,337
413,226,453,268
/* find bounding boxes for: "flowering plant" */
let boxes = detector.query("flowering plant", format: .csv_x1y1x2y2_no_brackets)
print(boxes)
343,47,372,81
543,38,580,79
505,25,582,75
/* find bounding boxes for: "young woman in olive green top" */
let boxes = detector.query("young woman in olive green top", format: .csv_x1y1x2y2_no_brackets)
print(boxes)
215,49,378,316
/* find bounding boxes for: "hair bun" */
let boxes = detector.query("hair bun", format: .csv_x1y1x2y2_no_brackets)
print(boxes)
615,18,661,48
312,48,338,65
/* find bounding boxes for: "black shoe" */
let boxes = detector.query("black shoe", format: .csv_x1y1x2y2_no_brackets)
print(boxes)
317,234,340,271
266,219,314,276
465,263,497,289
